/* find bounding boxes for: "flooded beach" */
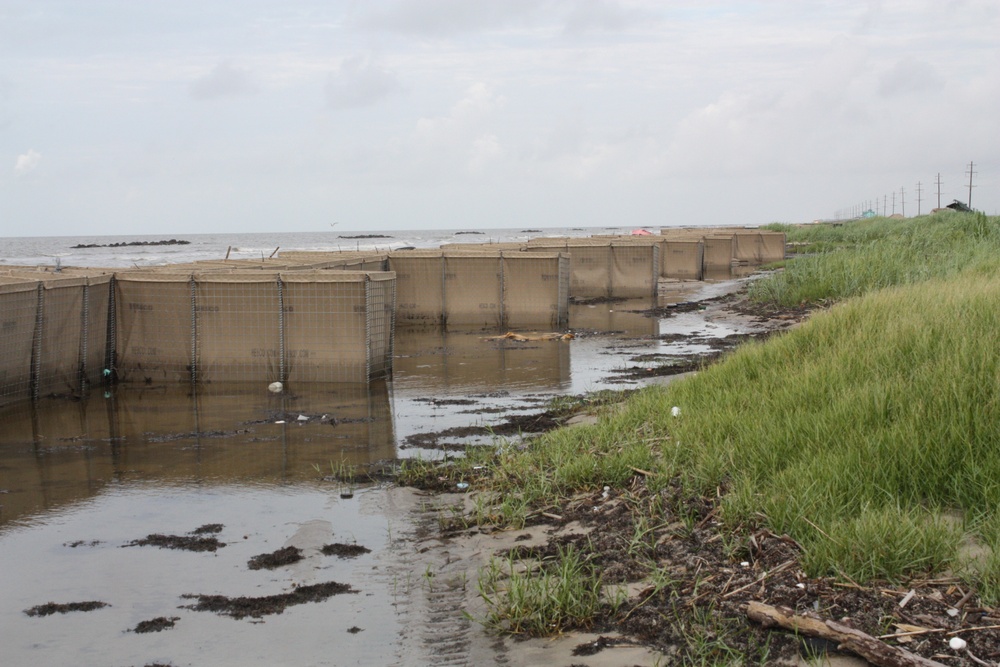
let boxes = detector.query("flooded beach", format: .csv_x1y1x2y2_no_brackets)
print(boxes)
0,277,775,666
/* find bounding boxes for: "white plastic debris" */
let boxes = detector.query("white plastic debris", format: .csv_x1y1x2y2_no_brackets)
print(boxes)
456,482,469,490
671,406,681,417
740,561,750,567
946,607,960,617
796,583,806,589
275,420,285,424
601,486,611,499
268,381,283,393
949,636,967,651
297,415,309,421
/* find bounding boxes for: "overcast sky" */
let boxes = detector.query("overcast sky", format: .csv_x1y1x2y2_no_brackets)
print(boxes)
2,0,998,236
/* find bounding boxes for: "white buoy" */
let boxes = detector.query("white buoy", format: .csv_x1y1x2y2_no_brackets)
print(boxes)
268,381,283,394
949,636,967,651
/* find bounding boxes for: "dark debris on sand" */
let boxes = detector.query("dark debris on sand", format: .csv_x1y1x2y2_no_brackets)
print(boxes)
321,543,372,558
132,616,180,633
247,546,304,570
25,601,109,617
181,581,356,620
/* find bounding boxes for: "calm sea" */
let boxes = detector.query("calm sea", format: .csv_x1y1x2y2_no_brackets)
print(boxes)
0,226,646,269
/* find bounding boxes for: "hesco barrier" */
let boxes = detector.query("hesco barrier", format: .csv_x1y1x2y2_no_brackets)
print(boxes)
702,236,737,272
113,270,395,385
657,228,785,270
0,273,113,406
518,241,659,298
386,251,569,328
586,236,705,281
732,231,786,265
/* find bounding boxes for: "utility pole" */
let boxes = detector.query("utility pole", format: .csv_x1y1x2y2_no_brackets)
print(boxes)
883,194,888,216
967,161,977,208
916,182,923,216
900,186,905,217
892,191,896,215
935,173,943,209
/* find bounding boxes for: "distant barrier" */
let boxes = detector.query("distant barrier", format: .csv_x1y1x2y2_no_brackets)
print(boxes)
387,251,569,328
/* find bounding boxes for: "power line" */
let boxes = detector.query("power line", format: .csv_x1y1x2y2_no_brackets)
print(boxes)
967,161,977,208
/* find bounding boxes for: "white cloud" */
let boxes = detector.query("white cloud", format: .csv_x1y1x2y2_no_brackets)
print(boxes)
878,58,945,97
15,149,41,174
325,55,401,110
190,61,258,100
468,133,504,171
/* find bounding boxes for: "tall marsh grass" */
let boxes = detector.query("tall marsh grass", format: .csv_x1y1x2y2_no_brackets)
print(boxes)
649,273,1000,582
755,212,1000,306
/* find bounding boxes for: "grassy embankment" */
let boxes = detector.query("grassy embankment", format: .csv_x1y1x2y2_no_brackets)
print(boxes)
401,210,1000,632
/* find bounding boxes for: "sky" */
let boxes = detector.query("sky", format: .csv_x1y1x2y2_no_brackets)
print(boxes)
1,0,998,236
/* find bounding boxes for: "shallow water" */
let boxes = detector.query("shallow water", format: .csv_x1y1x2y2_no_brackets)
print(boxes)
0,278,760,666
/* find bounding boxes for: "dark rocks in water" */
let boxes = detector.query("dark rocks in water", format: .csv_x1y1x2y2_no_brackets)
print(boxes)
247,546,304,570
192,523,224,534
132,616,180,633
124,532,225,552
181,581,356,619
71,239,190,248
337,234,392,239
25,601,109,616
454,231,484,235
321,543,372,558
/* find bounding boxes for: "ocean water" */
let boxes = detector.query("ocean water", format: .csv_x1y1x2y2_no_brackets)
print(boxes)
0,226,643,269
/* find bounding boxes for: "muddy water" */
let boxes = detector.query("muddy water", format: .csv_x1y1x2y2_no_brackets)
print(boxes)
0,278,762,666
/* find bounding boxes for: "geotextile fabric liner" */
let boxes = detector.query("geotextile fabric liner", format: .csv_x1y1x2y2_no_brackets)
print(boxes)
664,241,704,279
524,243,658,298
0,280,40,406
733,232,786,264
388,251,568,328
702,236,736,271
113,271,394,386
0,274,113,406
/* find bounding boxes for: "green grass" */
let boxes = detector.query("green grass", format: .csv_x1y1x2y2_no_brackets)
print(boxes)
754,212,1000,306
477,544,610,635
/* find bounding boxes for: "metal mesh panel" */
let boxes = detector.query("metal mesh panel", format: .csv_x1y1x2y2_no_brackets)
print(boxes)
0,279,40,406
35,277,87,398
194,273,281,383
365,273,396,379
702,236,735,271
527,244,611,298
500,253,566,328
82,275,112,389
388,253,444,326
664,241,704,279
114,273,194,383
281,272,369,384
443,255,502,327
733,232,786,264
611,244,658,297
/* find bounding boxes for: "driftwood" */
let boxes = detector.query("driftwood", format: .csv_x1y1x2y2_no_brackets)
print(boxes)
486,332,575,342
746,601,947,667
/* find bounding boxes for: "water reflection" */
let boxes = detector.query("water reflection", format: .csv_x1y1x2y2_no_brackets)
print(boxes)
393,328,572,393
0,381,394,528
